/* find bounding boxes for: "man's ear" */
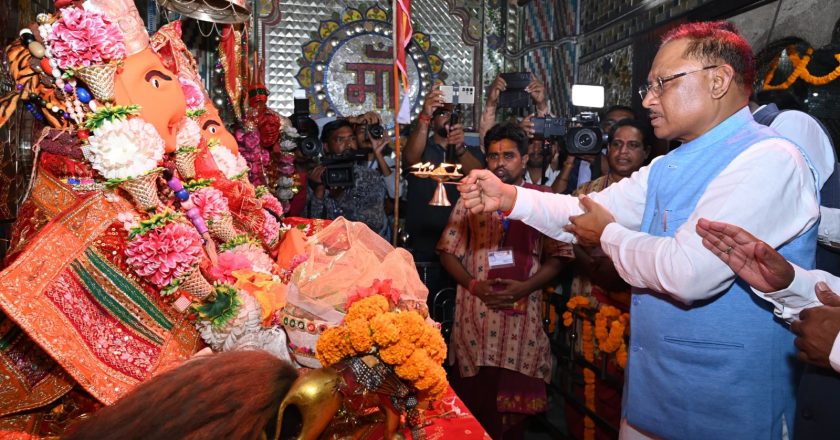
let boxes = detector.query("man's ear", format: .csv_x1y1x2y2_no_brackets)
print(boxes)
710,65,736,99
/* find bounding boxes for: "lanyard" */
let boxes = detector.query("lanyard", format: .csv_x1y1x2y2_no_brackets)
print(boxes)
497,210,510,246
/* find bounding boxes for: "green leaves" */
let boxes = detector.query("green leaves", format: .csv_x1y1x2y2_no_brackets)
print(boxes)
193,284,242,328
83,104,141,130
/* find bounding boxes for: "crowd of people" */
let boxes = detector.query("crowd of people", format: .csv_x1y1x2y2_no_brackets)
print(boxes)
278,18,840,440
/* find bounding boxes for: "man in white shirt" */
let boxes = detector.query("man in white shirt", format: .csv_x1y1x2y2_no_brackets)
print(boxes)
458,21,818,439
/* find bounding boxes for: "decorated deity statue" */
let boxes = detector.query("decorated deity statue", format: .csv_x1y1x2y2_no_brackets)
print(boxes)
0,1,289,435
150,21,284,253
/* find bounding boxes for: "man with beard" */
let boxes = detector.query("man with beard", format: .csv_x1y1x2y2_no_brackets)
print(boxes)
437,123,567,439
404,83,485,310
306,120,388,236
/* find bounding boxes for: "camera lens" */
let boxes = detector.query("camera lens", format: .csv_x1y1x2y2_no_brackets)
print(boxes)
368,124,384,140
574,128,598,149
299,137,322,157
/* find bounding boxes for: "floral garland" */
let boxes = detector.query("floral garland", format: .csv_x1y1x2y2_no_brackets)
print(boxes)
564,295,595,440
315,291,449,402
276,126,301,211
593,304,629,361
763,45,840,90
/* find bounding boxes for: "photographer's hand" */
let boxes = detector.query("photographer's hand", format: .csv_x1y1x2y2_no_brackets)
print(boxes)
371,135,392,177
309,165,327,199
486,75,507,108
446,123,466,147
520,113,536,139
422,82,444,117
551,156,576,193
526,75,549,116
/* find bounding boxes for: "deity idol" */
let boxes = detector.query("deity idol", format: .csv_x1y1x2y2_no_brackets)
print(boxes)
0,1,288,435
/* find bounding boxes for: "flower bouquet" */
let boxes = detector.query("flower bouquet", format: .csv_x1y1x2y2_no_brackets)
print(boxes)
190,184,238,243
123,211,211,300
83,105,166,210
47,7,126,103
312,290,448,436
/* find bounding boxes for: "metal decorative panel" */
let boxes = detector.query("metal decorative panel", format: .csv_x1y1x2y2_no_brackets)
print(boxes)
265,0,476,121
577,44,634,107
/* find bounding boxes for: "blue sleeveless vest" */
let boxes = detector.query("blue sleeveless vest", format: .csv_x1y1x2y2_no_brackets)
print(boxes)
624,107,818,439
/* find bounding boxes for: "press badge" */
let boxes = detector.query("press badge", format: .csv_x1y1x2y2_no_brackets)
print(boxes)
488,247,515,268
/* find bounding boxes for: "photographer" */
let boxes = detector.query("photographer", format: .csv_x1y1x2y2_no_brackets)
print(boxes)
479,73,550,146
404,82,485,304
305,119,388,236
348,111,403,201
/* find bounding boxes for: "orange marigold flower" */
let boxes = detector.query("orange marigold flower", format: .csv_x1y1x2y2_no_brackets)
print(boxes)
395,349,430,382
379,339,413,365
316,326,350,367
419,326,447,364
345,295,390,323
370,313,400,347
346,318,373,353
394,310,426,344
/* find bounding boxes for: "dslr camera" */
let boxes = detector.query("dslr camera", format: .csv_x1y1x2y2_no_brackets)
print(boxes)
531,112,606,155
366,123,385,140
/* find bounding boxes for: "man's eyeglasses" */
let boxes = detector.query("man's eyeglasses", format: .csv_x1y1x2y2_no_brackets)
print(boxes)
638,65,718,100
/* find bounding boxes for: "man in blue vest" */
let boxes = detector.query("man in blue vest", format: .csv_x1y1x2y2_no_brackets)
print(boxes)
457,21,819,438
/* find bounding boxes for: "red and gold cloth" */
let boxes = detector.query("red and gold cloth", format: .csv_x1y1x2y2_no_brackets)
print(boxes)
0,134,203,425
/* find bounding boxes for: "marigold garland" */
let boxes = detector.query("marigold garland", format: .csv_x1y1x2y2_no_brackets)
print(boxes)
763,45,840,90
564,295,631,439
582,319,596,440
314,284,449,402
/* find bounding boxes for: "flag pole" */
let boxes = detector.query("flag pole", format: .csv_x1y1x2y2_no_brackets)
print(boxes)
391,0,402,247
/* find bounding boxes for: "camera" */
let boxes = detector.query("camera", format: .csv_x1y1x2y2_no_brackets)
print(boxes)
367,123,385,140
531,112,606,155
298,136,322,157
498,72,532,108
439,84,475,104
288,91,323,158
319,151,368,188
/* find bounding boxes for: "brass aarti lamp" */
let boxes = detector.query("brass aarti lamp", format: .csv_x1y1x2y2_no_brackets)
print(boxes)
410,162,463,207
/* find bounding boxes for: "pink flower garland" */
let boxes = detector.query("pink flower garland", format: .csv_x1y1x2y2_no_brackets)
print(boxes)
48,8,126,69
125,222,203,287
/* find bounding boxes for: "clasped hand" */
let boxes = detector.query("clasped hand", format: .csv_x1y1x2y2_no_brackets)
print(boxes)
566,195,615,247
472,279,528,310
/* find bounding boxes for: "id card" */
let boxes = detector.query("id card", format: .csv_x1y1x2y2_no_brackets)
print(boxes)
488,247,515,269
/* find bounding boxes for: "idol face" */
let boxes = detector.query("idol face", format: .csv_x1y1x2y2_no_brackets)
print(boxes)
198,103,239,155
114,48,186,153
